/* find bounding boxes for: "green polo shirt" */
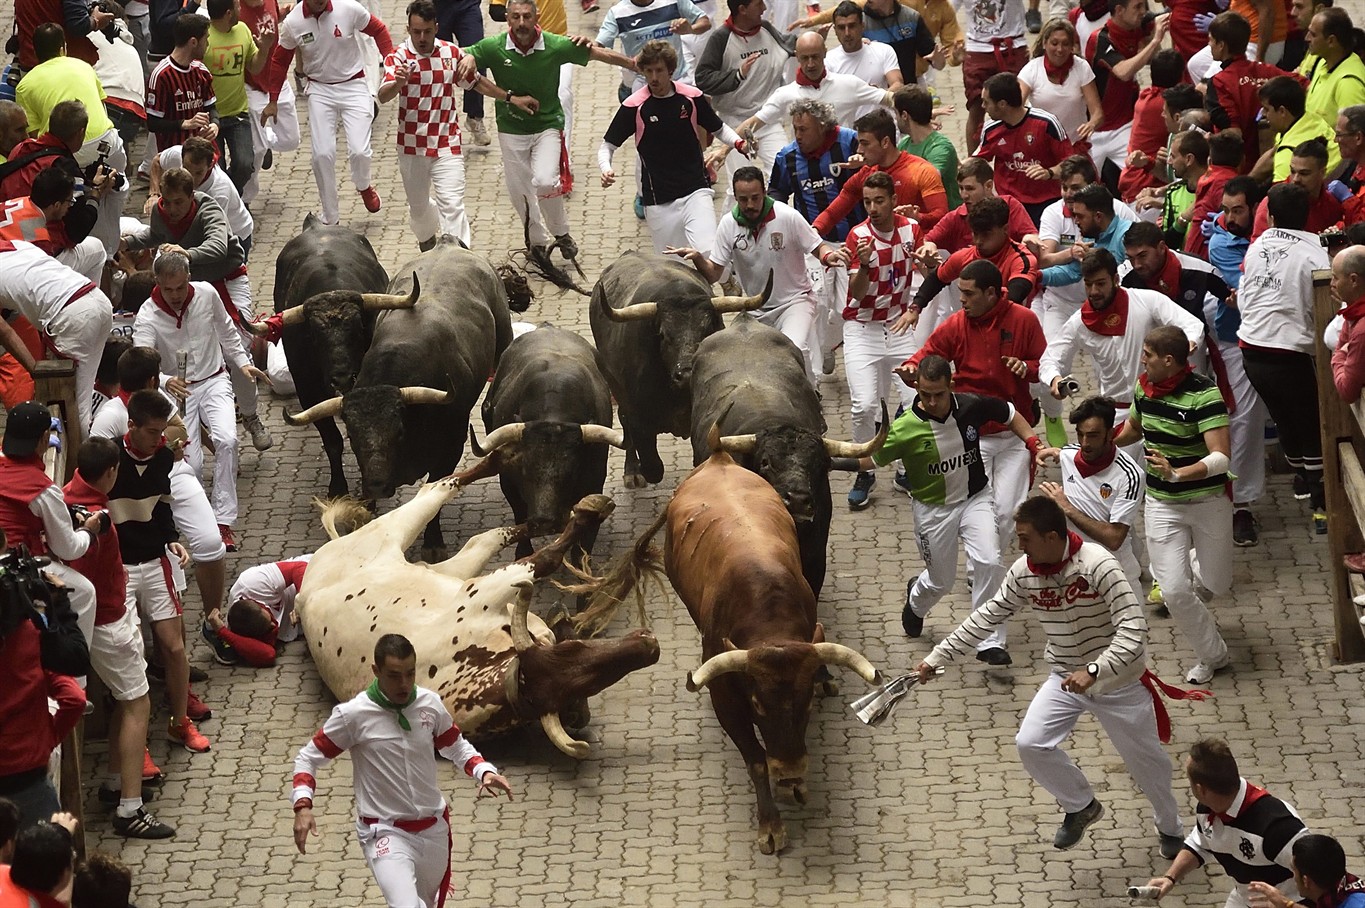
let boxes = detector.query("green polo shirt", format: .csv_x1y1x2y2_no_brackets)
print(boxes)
15,57,114,142
898,130,961,208
465,31,590,135
205,22,258,118
1272,110,1340,182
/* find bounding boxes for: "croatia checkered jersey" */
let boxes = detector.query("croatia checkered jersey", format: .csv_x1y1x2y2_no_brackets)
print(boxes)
382,38,476,156
292,686,497,819
841,214,920,322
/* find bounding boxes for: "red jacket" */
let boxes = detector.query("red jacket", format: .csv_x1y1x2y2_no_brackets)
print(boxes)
63,470,127,627
0,621,85,779
1205,58,1298,169
1185,165,1238,256
1333,307,1365,402
0,866,66,908
0,135,75,203
907,301,1046,433
923,196,1036,250
1117,86,1168,202
1251,185,1341,239
813,151,949,235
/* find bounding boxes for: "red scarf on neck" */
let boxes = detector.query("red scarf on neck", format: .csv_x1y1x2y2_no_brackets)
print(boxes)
150,282,195,329
1140,364,1192,399
1340,297,1365,323
1074,443,1117,479
1211,781,1269,824
1152,250,1183,300
123,431,166,461
1104,19,1147,58
509,25,542,53
1080,287,1130,336
724,15,761,37
157,197,198,240
1026,530,1084,576
806,126,841,161
1042,52,1074,83
796,66,826,88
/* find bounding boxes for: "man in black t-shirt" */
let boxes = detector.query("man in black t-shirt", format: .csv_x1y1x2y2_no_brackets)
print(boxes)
597,39,749,256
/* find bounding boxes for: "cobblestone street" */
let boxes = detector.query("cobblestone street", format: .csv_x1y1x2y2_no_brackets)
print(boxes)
5,0,1364,903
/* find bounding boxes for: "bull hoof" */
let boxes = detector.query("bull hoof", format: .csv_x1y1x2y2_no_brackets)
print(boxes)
623,472,647,490
757,824,787,855
571,494,615,522
327,483,350,499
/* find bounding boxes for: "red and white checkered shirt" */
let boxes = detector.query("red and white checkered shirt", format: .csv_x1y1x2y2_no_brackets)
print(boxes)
382,38,475,157
842,214,920,322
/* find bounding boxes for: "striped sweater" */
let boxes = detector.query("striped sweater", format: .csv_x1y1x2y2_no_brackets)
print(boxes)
107,438,177,565
924,537,1147,694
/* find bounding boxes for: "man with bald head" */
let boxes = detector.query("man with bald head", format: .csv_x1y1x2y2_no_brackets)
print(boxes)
738,31,894,135
1331,245,1365,402
0,103,30,162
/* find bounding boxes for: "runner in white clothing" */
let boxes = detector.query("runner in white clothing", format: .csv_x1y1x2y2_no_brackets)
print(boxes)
825,3,903,122
292,633,513,908
739,31,893,134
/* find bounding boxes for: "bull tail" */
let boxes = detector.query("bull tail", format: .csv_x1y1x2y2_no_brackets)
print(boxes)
572,507,668,638
314,496,374,540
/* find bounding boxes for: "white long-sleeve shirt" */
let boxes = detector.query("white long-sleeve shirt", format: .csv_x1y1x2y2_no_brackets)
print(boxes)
292,686,496,822
925,538,1147,695
0,241,97,330
1038,288,1205,404
1236,227,1331,354
132,282,249,385
753,71,890,130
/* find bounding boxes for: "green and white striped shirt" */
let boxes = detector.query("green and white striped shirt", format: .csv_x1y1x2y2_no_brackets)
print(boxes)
1133,370,1230,503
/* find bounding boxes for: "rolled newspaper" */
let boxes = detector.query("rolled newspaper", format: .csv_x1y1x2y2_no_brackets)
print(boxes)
1127,885,1162,901
850,668,941,726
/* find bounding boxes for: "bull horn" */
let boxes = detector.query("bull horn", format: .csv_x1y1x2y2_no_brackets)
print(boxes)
359,274,421,310
704,400,737,456
579,424,625,448
278,304,306,326
399,386,450,406
283,396,343,426
823,400,889,459
508,583,537,652
715,433,758,455
602,300,659,322
468,425,488,457
685,649,749,692
479,422,526,452
540,711,591,759
711,270,774,313
811,642,880,685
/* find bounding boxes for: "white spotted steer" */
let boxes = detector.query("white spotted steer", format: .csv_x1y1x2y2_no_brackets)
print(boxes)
297,466,660,757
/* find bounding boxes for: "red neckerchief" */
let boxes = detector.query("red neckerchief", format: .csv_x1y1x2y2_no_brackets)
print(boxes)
1153,250,1183,299
157,197,198,241
1026,531,1084,576
509,26,542,53
1104,18,1147,57
806,127,841,160
117,388,133,405
1079,0,1108,21
1211,781,1269,824
123,431,166,461
1042,53,1074,82
796,66,826,88
1320,875,1365,908
724,16,761,37
303,0,332,17
1074,443,1117,479
1340,296,1365,322
1080,287,1129,336
1140,363,1193,399
151,283,196,329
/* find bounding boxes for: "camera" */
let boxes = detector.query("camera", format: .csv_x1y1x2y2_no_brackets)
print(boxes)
83,140,128,193
69,504,111,535
0,545,56,636
1057,375,1081,397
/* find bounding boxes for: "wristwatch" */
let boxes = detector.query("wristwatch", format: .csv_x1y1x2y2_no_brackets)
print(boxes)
1086,662,1099,678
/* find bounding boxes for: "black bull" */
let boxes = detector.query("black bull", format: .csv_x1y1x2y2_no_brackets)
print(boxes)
688,315,886,599
284,245,513,558
471,324,625,558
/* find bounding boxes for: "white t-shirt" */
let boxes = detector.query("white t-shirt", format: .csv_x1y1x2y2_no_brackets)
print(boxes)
158,146,254,241
754,71,889,130
278,0,371,84
131,281,250,383
0,241,98,329
826,41,900,121
711,201,822,311
964,0,1025,49
1188,46,1221,84
1017,56,1094,142
1036,198,1140,313
1057,443,1144,589
1076,11,1109,53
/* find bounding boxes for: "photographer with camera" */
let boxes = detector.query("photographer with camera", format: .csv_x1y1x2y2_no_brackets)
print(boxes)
0,166,108,285
15,25,129,257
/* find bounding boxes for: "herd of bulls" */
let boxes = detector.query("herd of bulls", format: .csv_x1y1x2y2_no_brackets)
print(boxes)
273,219,885,853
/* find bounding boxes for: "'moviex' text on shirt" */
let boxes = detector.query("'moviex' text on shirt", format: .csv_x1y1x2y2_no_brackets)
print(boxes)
926,449,980,475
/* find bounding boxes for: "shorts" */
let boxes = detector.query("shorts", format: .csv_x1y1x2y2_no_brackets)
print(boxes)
126,555,184,624
963,45,1029,108
89,608,150,701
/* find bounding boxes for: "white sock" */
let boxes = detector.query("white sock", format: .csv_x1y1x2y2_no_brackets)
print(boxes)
116,797,143,818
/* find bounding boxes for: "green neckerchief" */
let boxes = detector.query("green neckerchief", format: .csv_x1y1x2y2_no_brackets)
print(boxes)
366,679,416,730
732,196,775,237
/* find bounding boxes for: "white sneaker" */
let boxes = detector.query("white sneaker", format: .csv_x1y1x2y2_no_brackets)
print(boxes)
242,414,273,451
468,117,491,147
1185,654,1230,685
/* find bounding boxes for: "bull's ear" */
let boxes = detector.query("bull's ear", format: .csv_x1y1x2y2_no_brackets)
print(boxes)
723,637,740,652
811,622,826,645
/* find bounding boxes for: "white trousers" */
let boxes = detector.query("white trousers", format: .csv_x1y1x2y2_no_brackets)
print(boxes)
183,372,240,526
171,460,227,562
45,289,115,432
1144,495,1231,665
907,493,1006,651
73,127,129,257
809,258,846,374
244,82,302,205
397,152,470,247
842,318,917,443
357,817,449,908
1089,123,1131,179
305,79,374,225
644,188,716,257
57,237,107,286
218,276,260,420
755,299,818,386
1033,295,1081,420
1214,338,1267,505
979,432,1032,560
1016,673,1183,836
499,129,568,247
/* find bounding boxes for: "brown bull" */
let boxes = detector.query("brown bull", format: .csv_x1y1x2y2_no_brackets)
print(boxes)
580,447,880,854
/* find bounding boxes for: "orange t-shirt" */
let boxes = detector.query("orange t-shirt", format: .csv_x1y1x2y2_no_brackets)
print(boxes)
813,150,948,235
1231,0,1287,47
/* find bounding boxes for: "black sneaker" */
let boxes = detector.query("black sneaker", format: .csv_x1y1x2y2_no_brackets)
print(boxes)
1159,832,1184,860
847,471,875,510
112,806,176,839
902,582,924,638
98,784,156,806
1025,7,1042,31
1232,509,1259,547
201,621,239,666
1293,474,1311,500
1053,799,1103,849
554,233,579,260
146,661,209,684
975,647,1012,666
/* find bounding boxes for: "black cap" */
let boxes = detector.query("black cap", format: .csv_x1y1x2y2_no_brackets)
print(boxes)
2,402,51,458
